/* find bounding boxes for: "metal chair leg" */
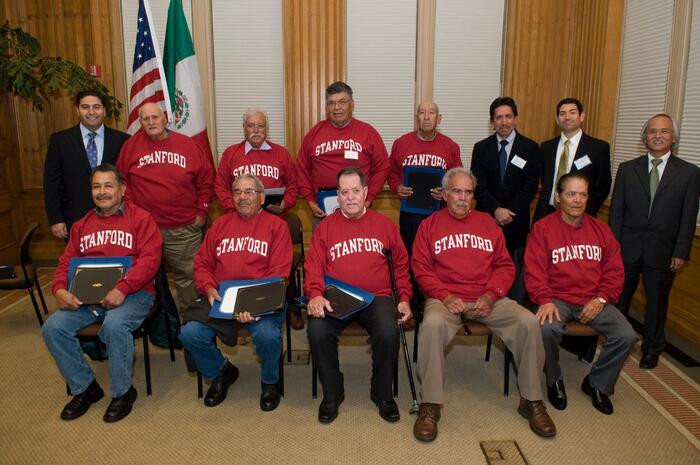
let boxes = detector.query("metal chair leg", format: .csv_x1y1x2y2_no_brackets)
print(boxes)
504,348,512,397
413,320,419,363
143,331,152,397
162,307,176,362
485,334,493,361
279,347,285,397
34,275,49,315
197,371,203,399
311,357,318,399
285,310,292,363
27,287,44,326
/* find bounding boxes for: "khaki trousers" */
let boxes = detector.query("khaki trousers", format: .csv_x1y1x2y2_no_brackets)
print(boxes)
161,223,202,315
416,297,545,404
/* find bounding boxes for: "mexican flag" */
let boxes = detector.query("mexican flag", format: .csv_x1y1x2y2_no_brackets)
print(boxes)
163,0,214,168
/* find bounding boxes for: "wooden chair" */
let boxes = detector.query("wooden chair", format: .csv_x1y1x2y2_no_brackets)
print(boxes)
311,321,400,399
0,222,49,326
73,301,176,397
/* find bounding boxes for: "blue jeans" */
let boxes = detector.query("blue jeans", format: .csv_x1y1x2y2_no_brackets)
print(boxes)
180,311,283,384
42,290,154,397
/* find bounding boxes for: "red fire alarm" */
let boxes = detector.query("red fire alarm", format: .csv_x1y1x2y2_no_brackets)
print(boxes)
87,64,102,77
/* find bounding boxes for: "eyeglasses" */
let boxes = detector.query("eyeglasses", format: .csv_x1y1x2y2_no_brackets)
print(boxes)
448,188,474,197
232,188,262,197
645,128,672,136
326,99,352,108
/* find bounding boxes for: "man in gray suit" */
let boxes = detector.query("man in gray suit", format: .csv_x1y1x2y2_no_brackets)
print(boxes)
609,113,700,369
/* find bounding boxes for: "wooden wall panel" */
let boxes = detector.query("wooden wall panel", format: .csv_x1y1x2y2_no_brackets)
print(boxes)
282,0,346,159
503,0,623,144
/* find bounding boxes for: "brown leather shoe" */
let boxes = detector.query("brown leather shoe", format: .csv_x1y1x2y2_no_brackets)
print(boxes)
413,403,441,442
517,397,556,438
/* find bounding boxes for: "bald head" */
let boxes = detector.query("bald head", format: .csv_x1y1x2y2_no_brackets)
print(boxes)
139,103,168,141
416,100,441,140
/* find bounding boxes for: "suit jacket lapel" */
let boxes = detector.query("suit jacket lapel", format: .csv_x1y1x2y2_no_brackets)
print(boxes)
631,155,651,200
655,155,677,197
570,133,589,172
70,125,92,174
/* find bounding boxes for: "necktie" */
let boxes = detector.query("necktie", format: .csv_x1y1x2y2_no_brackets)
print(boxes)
556,139,571,186
87,132,98,170
650,158,662,202
498,140,508,181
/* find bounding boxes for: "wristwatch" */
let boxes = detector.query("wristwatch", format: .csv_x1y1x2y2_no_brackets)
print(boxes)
596,296,607,305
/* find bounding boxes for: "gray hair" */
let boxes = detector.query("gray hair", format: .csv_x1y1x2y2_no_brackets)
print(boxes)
242,109,269,130
640,113,680,153
442,167,477,191
232,173,264,192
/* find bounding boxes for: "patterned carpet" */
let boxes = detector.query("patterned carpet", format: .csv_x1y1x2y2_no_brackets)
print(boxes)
0,270,698,465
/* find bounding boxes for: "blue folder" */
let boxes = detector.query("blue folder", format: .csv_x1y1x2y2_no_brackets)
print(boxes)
317,190,340,214
400,166,445,215
321,276,375,320
209,276,286,320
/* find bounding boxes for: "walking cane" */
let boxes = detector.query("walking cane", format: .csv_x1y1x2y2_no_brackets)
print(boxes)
382,248,420,415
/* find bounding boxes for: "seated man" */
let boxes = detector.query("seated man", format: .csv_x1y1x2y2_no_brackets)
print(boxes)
411,167,555,441
42,163,162,423
180,174,292,411
525,173,637,415
305,166,412,424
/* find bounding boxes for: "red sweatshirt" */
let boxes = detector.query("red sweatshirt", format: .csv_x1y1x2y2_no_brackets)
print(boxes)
525,212,624,306
388,131,462,192
194,209,292,294
117,130,214,229
215,140,297,212
53,203,162,296
412,208,514,302
304,209,411,302
295,118,389,204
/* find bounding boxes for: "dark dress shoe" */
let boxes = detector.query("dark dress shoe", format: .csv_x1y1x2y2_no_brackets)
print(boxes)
260,383,281,412
517,397,556,438
547,378,567,410
61,379,104,421
581,376,613,415
639,353,659,370
318,393,344,424
371,393,400,422
204,361,240,407
103,386,137,423
413,403,441,442
289,310,305,330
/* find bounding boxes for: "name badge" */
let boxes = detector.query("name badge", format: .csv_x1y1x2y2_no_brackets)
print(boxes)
344,150,359,160
510,155,526,169
574,155,592,170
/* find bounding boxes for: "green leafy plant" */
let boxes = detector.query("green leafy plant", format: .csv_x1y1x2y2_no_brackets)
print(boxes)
0,21,122,118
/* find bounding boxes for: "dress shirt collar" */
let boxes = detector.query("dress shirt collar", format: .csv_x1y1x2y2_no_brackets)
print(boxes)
245,140,272,155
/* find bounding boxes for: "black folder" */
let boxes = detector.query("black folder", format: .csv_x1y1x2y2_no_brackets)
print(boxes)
233,280,287,317
70,265,126,305
323,284,369,320
401,166,444,215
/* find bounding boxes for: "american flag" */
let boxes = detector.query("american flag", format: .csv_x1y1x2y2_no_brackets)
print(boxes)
127,0,172,135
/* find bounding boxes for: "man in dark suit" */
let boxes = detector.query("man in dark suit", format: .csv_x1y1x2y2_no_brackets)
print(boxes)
471,97,541,255
44,90,130,239
609,113,700,369
534,97,611,223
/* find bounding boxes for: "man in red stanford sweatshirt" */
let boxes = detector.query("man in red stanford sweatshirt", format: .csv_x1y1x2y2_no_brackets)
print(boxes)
215,109,297,215
525,173,636,415
180,174,292,411
305,166,412,424
295,81,389,223
411,167,555,441
117,102,214,314
42,164,162,423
